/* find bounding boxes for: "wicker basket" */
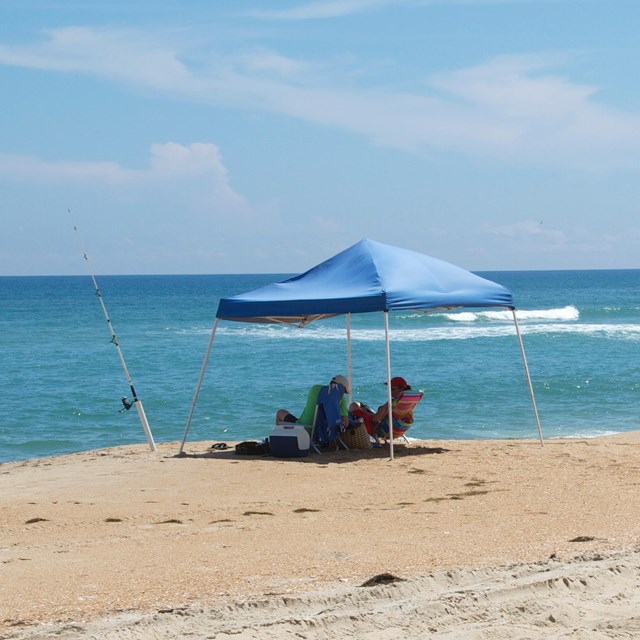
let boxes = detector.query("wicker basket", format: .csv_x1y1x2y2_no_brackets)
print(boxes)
342,423,372,449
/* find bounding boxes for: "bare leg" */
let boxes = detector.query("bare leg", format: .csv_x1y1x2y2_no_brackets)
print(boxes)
276,409,298,423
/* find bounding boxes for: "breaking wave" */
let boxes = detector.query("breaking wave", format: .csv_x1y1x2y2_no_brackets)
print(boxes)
211,321,640,342
176,304,640,343
441,305,580,323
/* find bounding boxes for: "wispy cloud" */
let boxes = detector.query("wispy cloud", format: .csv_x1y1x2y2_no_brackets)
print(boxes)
478,218,633,267
0,154,128,183
1,27,639,171
0,142,246,207
245,0,398,20
0,26,198,92
484,219,567,247
244,0,582,21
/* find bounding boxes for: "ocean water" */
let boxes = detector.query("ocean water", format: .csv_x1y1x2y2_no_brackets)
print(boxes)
1,270,639,463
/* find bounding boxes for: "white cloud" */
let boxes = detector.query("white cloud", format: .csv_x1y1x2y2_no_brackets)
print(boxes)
484,219,566,246
244,0,595,21
0,26,199,93
450,219,559,270
0,142,246,209
0,154,129,183
237,48,306,76
430,54,590,119
475,218,640,269
245,0,397,20
0,142,229,188
427,54,640,168
1,28,640,171
0,141,256,275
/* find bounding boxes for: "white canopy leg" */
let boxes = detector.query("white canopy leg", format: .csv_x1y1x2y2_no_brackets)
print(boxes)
384,311,394,460
512,309,544,446
346,313,352,406
179,318,219,454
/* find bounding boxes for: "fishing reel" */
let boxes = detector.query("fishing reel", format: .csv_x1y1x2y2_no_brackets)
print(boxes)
119,396,133,412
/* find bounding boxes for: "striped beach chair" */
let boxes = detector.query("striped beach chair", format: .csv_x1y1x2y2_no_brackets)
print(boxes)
377,390,424,442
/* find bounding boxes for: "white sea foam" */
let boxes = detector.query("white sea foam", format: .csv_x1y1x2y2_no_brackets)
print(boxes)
212,322,640,342
441,305,580,323
523,323,640,339
516,305,581,322
177,318,640,343
180,304,639,342
549,430,621,440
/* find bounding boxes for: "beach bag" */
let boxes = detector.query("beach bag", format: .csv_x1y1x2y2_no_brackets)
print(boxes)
342,422,372,449
235,440,270,456
350,407,375,436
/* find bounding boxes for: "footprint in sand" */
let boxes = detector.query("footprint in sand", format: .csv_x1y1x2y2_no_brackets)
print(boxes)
156,519,184,524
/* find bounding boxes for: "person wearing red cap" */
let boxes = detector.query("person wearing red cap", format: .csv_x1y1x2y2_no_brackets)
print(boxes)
372,376,414,439
387,376,410,391
349,376,413,438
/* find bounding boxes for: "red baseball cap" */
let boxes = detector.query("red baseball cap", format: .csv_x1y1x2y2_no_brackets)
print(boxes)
386,376,409,390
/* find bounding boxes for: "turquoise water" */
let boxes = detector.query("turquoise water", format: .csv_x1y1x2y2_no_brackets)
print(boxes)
1,270,639,463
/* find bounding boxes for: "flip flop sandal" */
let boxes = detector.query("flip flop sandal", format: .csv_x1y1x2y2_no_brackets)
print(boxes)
210,443,228,450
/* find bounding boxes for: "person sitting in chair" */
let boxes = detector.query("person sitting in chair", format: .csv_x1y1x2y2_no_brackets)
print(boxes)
350,376,415,439
276,375,351,428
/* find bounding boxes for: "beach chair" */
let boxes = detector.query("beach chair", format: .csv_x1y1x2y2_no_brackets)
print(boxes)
377,390,424,443
313,382,350,452
274,382,349,454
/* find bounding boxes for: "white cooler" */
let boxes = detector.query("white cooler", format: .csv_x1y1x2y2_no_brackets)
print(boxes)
269,424,311,458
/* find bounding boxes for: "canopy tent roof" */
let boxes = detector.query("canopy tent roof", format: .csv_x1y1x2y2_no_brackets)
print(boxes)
217,239,514,325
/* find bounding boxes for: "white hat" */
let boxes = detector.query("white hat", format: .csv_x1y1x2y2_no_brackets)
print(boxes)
331,375,351,394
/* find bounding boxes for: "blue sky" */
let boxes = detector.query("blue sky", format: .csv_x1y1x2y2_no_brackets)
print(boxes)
1,0,639,275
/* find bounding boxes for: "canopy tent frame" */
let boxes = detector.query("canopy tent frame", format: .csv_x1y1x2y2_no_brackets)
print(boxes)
179,308,543,460
179,239,543,458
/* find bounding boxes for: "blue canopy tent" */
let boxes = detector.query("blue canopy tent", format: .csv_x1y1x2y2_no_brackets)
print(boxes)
180,239,542,457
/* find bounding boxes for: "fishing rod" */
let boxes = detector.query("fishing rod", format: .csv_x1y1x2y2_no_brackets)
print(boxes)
69,209,156,451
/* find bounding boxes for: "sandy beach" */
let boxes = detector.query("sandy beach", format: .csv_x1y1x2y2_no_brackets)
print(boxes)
2,433,640,639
